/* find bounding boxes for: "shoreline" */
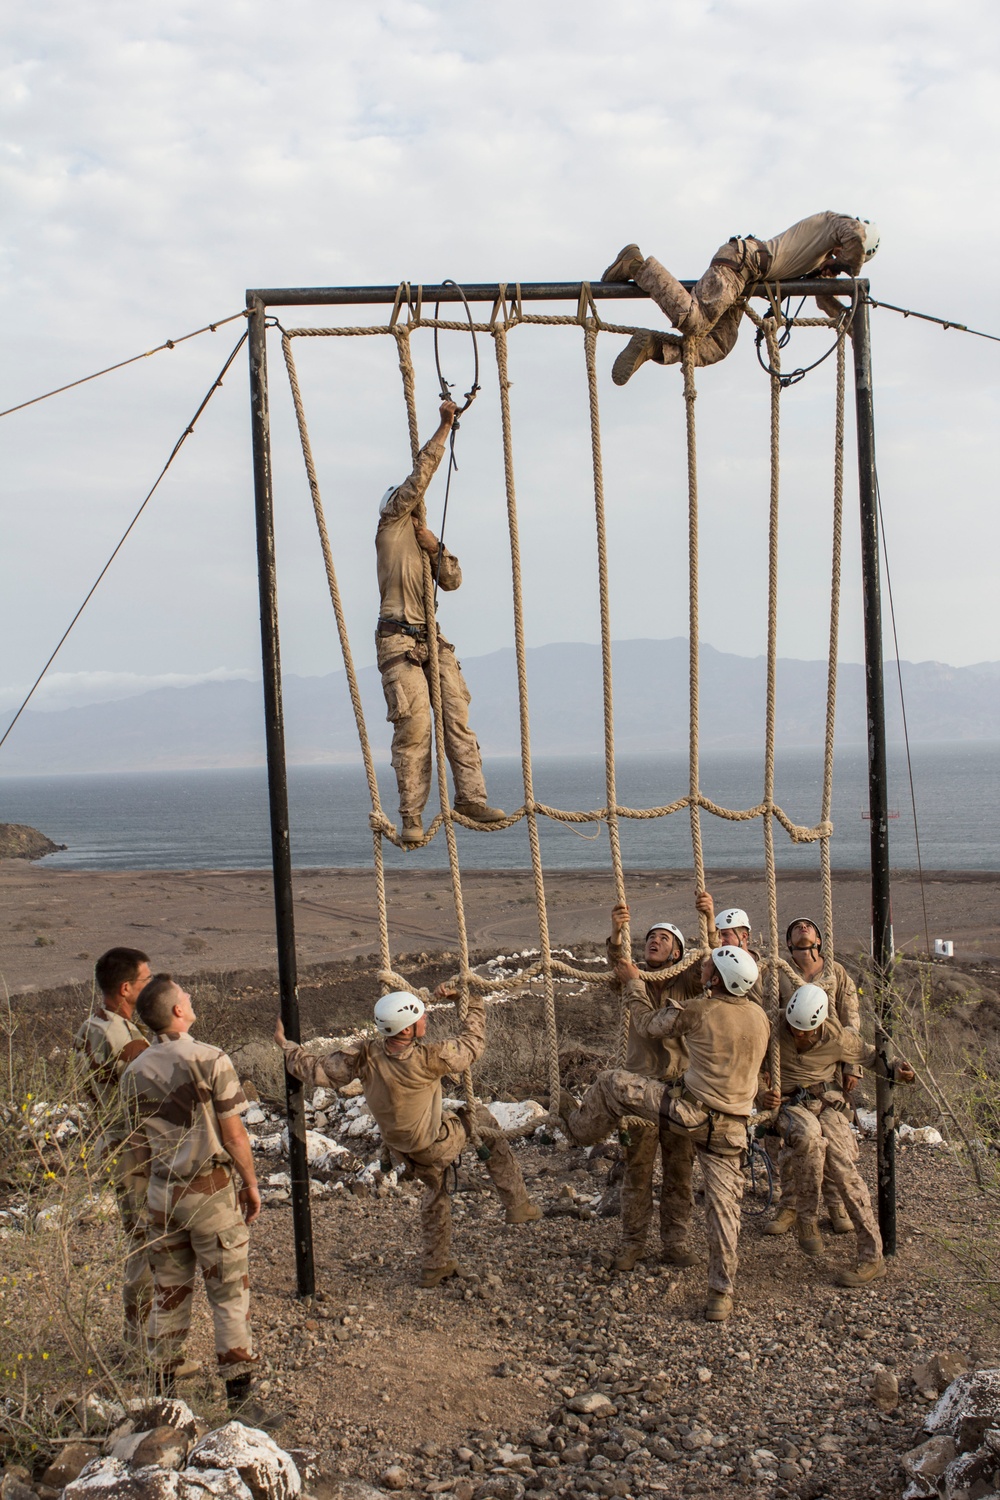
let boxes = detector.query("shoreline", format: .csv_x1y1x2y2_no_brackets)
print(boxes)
3,860,998,996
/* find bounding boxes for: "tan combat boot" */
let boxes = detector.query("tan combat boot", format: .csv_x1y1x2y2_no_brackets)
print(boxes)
796,1216,824,1256
505,1201,542,1225
612,332,660,387
419,1260,463,1289
454,800,506,823
827,1201,853,1234
601,243,645,283
613,1241,647,1272
401,815,424,845
763,1205,797,1237
835,1258,887,1288
662,1245,701,1269
705,1292,734,1322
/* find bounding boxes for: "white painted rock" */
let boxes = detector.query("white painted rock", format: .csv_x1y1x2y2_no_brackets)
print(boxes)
281,1127,354,1166
189,1422,301,1500
112,1427,192,1470
125,1398,201,1441
927,1369,1000,1452
64,1459,182,1499
252,1133,285,1156
177,1469,255,1500
244,1106,267,1127
486,1100,546,1133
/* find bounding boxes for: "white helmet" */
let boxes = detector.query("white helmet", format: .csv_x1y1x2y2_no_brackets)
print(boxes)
715,907,751,934
379,485,399,515
786,983,828,1032
374,991,426,1036
786,917,823,950
711,947,759,997
860,220,880,261
645,922,685,958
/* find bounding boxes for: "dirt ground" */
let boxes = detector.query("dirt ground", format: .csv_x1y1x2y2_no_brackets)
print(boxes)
2,862,999,1000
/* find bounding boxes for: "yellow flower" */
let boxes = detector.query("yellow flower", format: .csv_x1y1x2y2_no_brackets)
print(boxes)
42,1352,49,1360
44,1171,56,1181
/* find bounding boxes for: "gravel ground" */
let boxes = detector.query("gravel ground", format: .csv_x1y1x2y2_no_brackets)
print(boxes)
161,1135,1000,1500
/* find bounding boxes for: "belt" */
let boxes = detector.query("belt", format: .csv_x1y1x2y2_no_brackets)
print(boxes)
152,1164,232,1200
377,618,427,641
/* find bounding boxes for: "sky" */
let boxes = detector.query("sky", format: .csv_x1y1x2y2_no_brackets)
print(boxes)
2,0,999,717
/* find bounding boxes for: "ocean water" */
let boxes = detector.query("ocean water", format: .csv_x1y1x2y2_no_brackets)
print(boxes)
0,745,996,873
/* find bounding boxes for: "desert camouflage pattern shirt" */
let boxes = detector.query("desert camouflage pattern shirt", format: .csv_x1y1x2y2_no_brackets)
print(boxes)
120,1032,247,1183
377,437,462,625
73,1007,149,1143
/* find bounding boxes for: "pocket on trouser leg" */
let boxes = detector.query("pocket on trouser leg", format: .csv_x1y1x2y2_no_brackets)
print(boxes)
381,663,413,723
209,1222,250,1287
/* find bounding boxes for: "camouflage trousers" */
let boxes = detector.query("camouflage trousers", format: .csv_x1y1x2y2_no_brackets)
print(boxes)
407,1105,533,1273
566,1070,748,1294
632,245,761,368
620,1117,695,1256
146,1172,256,1378
778,1102,882,1263
109,1142,153,1350
377,638,487,818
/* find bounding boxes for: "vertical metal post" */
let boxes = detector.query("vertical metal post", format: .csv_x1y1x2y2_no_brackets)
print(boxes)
852,290,896,1254
247,294,315,1297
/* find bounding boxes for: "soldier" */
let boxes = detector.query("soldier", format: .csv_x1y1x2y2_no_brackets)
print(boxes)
559,946,769,1322
120,975,260,1407
377,398,503,844
605,901,705,1271
759,983,914,1286
276,987,540,1288
766,918,863,1237
601,212,879,381
73,947,153,1353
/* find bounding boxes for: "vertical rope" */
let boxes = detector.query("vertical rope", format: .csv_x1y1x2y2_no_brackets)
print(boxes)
762,323,783,1095
393,327,476,1114
493,325,561,1116
583,323,630,1066
281,332,394,992
820,339,846,981
682,342,708,947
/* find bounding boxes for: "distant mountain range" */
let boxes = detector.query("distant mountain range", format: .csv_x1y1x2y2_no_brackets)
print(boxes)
1,640,997,775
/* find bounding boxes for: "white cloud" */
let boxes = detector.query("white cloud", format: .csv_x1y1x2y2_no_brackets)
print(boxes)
0,0,998,722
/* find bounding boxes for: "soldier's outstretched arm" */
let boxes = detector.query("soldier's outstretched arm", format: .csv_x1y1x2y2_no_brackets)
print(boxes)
379,401,457,521
425,989,487,1078
218,1113,261,1224
275,1015,363,1090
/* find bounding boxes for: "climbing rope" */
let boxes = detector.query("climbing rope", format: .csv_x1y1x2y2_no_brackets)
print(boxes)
277,289,848,1121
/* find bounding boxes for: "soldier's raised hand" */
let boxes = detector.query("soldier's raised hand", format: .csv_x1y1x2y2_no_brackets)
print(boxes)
611,903,630,939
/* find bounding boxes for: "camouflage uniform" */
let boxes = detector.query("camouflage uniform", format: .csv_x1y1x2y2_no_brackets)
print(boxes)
631,212,867,368
120,1035,256,1378
767,1016,905,1266
377,436,488,819
566,991,770,1296
73,1007,152,1346
777,961,863,1214
606,937,703,1257
282,992,535,1275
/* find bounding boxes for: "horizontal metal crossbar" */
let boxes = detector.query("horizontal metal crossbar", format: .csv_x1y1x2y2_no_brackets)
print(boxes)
246,278,865,308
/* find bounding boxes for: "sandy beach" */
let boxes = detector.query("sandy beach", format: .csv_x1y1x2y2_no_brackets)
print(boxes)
2,859,997,996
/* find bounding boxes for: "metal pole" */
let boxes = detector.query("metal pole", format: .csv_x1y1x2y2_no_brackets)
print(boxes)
246,276,858,308
852,289,896,1255
247,294,315,1297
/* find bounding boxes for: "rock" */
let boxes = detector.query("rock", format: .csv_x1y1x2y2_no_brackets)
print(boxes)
177,1472,255,1500
871,1365,899,1412
189,1424,301,1500
244,1106,267,1126
927,1369,1000,1453
0,823,65,859
64,1459,183,1498
902,1434,957,1488
42,1442,101,1487
126,1400,201,1442
696,1367,712,1384
315,1486,390,1500
561,1445,589,1465
474,1480,524,1500
452,1482,475,1500
567,1392,615,1417
777,1461,802,1480
378,1468,408,1492
913,1353,971,1396
486,1101,546,1133
114,1428,193,1470
1,1470,38,1500
941,1447,1000,1499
